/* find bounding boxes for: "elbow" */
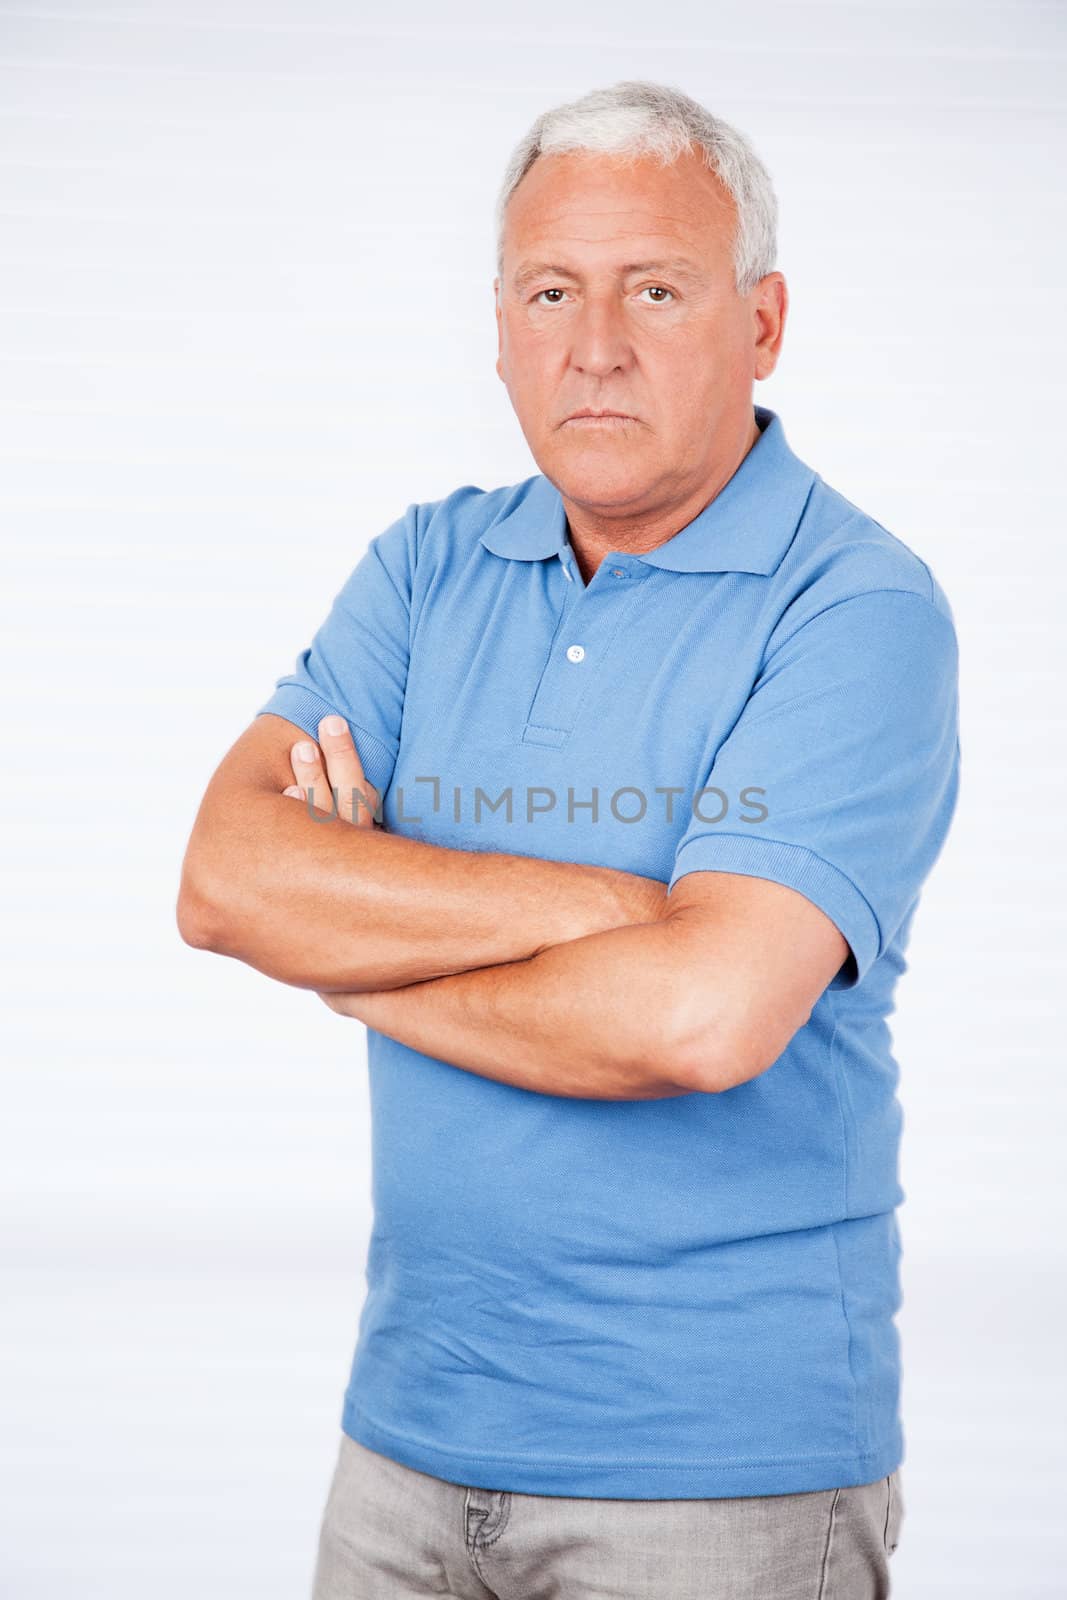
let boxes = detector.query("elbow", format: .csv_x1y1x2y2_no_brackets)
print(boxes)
664,1000,770,1096
647,997,722,1096
668,1004,809,1095
175,865,227,952
176,889,217,951
666,1034,729,1096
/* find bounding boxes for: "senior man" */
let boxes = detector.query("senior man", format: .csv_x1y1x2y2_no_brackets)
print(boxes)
178,80,959,1599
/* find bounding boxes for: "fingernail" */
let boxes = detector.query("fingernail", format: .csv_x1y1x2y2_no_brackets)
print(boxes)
322,715,346,737
295,741,316,763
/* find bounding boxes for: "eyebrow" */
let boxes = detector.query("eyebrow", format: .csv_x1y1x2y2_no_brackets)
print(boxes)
510,257,706,292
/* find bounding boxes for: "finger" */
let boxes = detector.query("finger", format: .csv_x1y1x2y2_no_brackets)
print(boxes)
289,739,338,817
282,785,304,799
316,714,380,826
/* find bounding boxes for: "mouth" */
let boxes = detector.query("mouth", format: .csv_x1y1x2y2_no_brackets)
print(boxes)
562,410,638,425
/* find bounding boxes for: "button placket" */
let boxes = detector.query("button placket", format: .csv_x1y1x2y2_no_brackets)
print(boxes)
521,556,649,747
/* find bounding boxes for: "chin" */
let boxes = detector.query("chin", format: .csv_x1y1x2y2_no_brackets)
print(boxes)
537,430,637,487
549,457,649,509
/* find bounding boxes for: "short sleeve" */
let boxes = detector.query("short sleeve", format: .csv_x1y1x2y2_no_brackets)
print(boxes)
254,503,417,798
667,588,961,991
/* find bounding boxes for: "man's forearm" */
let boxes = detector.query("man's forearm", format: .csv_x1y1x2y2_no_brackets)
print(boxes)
323,913,709,1102
187,789,668,993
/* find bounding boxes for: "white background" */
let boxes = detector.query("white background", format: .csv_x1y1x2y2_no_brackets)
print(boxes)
2,2,1065,1595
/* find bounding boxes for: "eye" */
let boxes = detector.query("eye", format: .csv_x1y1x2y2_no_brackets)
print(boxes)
529,284,676,306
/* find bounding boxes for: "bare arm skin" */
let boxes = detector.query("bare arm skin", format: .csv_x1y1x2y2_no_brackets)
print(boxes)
176,712,668,993
320,868,851,1101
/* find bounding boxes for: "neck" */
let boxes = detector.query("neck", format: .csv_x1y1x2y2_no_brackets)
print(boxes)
561,410,763,582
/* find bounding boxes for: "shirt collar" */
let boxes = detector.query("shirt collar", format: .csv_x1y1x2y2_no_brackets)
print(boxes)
478,405,817,577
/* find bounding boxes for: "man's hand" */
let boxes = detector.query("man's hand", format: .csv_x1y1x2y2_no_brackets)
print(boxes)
279,713,385,1011
281,713,381,827
180,707,674,995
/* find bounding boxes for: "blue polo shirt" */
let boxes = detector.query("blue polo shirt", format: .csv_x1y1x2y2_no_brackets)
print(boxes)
256,404,961,1499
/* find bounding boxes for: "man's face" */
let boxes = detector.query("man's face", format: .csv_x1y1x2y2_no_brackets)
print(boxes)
495,148,783,517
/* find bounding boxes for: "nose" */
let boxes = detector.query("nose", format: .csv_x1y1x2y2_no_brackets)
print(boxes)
568,291,634,379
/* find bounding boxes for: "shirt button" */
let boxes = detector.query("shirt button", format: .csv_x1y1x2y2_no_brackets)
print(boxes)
566,644,585,663
611,567,625,577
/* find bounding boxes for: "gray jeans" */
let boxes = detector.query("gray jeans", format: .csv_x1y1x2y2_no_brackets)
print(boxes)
311,1431,905,1599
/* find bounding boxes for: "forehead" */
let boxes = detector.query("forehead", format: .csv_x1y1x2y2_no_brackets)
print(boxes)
502,148,736,273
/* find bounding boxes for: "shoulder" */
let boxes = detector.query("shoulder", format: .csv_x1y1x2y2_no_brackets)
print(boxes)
410,475,542,548
772,473,957,642
366,477,539,593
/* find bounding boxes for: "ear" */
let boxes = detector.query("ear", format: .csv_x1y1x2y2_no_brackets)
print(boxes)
753,271,787,383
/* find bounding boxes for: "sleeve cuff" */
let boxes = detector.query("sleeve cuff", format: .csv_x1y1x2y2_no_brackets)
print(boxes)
668,831,882,991
255,685,398,800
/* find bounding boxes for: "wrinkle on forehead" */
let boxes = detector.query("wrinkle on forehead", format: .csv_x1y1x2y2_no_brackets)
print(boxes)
512,207,716,249
502,152,739,285
508,181,736,254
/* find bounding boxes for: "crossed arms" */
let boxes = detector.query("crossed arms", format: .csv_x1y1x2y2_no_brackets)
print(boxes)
176,711,850,1101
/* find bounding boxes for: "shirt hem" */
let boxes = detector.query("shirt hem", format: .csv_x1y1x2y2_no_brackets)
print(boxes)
340,1398,904,1499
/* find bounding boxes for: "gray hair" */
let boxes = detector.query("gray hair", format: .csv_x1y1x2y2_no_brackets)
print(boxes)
494,80,778,298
